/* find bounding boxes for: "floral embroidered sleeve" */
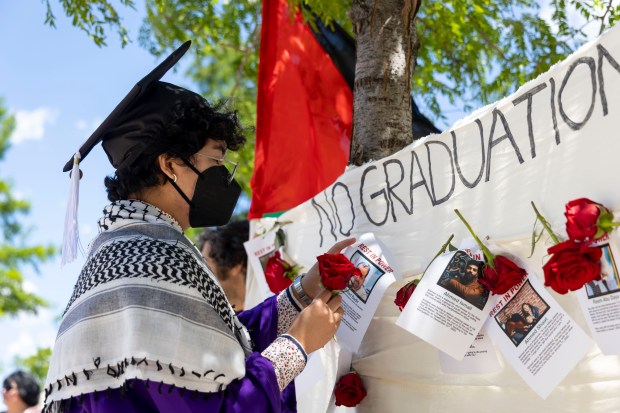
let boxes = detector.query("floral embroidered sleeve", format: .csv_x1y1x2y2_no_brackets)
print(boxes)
255,288,308,391
262,334,307,391
276,287,303,335
237,294,306,400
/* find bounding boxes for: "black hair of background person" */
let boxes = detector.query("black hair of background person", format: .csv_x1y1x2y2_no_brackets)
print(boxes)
3,370,40,407
201,220,250,280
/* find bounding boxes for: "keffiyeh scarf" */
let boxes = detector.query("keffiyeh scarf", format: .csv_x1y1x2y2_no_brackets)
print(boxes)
44,200,252,411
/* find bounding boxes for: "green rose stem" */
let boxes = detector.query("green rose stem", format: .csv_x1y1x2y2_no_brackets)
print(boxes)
435,234,455,259
531,201,560,244
454,209,496,268
412,233,455,287
285,263,303,282
597,209,620,235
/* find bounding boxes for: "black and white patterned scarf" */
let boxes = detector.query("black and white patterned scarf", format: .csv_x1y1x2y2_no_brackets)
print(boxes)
44,200,252,411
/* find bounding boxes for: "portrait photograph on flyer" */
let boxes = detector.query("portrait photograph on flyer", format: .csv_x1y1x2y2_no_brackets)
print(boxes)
337,233,399,352
577,238,620,355
585,243,620,299
494,280,550,347
396,250,497,361
436,250,490,311
486,265,592,399
348,250,386,304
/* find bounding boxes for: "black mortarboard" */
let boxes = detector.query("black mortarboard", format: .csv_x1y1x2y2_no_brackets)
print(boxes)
62,40,192,172
62,40,195,266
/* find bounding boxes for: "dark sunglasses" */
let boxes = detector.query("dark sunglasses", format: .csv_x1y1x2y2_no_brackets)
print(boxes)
2,381,14,391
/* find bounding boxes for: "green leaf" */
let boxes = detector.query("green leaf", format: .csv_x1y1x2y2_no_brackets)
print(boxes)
14,347,53,385
0,98,55,318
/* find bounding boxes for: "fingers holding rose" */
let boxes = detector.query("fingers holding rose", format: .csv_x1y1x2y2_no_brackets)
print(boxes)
320,289,343,311
287,290,344,353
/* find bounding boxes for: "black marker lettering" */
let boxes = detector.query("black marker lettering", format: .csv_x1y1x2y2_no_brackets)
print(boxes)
311,197,337,247
558,57,596,130
331,182,355,236
597,44,620,116
409,149,435,206
550,77,560,145
512,83,547,159
452,119,485,188
485,108,524,182
383,159,410,222
425,140,455,205
360,165,389,226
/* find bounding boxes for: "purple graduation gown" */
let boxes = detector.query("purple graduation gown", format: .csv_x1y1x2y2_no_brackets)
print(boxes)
63,296,297,413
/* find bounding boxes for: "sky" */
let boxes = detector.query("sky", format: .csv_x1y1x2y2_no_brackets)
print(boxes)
0,0,612,408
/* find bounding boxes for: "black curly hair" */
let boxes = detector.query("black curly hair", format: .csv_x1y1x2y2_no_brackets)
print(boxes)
104,98,246,202
3,370,40,407
200,220,249,281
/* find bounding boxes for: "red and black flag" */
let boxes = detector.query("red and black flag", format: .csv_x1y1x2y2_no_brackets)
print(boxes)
249,0,439,219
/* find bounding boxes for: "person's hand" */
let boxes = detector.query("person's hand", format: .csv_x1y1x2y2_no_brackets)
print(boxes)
286,289,344,354
301,238,357,300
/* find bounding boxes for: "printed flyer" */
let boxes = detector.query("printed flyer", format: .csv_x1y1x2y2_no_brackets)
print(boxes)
486,259,592,399
439,326,502,374
396,249,498,360
336,233,400,352
577,235,620,355
243,230,279,301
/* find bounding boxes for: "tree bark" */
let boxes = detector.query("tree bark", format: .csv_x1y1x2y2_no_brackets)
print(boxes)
349,0,420,166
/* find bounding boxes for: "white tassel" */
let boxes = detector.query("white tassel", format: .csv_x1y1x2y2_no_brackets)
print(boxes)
61,152,82,266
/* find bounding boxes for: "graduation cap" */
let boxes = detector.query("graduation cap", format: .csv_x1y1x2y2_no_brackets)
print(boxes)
62,40,193,172
62,40,195,265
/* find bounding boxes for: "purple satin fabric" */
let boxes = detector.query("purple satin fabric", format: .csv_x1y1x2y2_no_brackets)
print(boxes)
63,295,296,413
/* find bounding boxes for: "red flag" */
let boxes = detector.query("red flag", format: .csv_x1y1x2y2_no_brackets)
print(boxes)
249,0,353,219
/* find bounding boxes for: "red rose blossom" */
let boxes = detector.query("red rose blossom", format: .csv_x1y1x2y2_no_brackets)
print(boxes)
479,255,527,295
543,240,602,294
394,281,418,311
264,251,294,293
565,198,613,242
317,253,361,291
455,209,525,296
334,372,367,407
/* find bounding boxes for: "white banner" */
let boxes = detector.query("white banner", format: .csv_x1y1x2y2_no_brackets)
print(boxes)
279,27,620,276
268,25,620,411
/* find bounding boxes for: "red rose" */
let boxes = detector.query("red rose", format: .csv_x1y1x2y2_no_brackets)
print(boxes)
543,240,602,294
394,280,418,311
565,198,613,242
264,251,293,293
480,255,527,295
317,253,361,291
334,372,367,407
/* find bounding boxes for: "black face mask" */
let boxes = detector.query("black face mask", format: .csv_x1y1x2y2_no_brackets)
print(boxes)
169,162,241,228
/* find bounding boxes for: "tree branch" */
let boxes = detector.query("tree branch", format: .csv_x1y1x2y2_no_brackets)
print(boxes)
229,9,261,101
599,0,615,35
467,16,506,61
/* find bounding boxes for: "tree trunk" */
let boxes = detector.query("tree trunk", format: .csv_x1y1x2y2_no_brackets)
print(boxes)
349,0,420,166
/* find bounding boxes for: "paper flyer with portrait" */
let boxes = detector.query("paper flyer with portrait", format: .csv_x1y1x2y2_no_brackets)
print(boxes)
243,230,279,301
576,235,620,355
439,326,502,374
336,233,400,352
486,259,592,399
396,249,498,361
